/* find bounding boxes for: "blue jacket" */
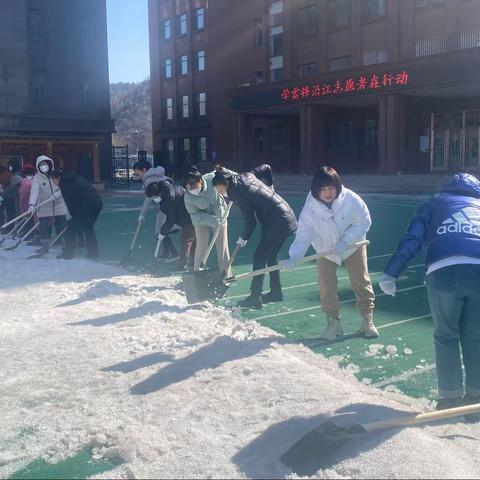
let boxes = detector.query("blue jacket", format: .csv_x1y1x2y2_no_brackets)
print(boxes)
384,174,480,278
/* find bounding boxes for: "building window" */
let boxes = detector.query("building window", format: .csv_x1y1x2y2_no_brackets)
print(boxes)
254,19,263,47
328,55,352,71
415,0,445,6
195,137,208,162
193,8,205,31
254,128,264,153
270,25,284,56
297,4,319,37
196,92,206,117
361,0,386,20
196,50,206,72
165,97,173,120
28,9,45,43
254,71,264,84
32,70,47,104
178,13,187,36
329,121,352,147
164,19,171,40
178,54,188,75
364,119,378,147
299,62,319,77
80,16,88,48
271,128,286,151
415,36,447,57
163,139,175,166
362,47,388,65
181,138,192,167
328,0,351,30
269,1,284,26
181,95,189,119
81,80,89,105
270,55,284,81
165,59,172,78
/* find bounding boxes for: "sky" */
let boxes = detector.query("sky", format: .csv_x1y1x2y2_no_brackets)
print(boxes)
106,0,150,84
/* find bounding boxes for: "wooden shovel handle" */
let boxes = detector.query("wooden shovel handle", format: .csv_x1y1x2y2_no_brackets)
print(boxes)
223,243,242,274
362,402,480,433
225,240,370,284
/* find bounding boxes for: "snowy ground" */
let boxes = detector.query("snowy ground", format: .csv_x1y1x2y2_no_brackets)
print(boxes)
1,246,480,479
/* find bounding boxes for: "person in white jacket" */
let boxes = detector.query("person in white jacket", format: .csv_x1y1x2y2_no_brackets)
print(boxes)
28,155,68,254
285,166,378,340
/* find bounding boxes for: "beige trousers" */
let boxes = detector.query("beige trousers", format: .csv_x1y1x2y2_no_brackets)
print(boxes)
193,222,231,276
316,246,375,319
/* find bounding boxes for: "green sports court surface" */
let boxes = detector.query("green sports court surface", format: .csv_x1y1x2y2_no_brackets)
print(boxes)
9,190,435,479
96,190,435,401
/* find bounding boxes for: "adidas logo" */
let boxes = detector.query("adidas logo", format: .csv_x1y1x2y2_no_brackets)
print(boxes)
437,207,480,235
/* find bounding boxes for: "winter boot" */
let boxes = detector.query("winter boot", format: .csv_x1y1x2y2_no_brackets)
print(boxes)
261,290,284,304
358,313,379,338
436,397,463,411
238,294,263,310
320,317,344,340
463,394,480,423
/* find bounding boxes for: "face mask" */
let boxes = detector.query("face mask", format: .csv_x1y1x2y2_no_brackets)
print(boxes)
153,196,162,204
189,188,201,196
39,164,50,174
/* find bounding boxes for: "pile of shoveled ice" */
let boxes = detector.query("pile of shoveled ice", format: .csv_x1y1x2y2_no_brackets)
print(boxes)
1,246,479,479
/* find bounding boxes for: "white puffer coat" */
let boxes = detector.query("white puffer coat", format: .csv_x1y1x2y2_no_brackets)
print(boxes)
289,187,371,265
29,156,67,218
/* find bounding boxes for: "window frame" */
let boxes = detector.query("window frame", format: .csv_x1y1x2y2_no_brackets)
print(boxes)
178,54,189,76
164,19,172,40
165,97,174,121
361,0,387,22
164,58,173,79
193,8,205,31
195,50,206,72
28,8,45,44
178,13,187,36
297,4,320,38
327,0,352,31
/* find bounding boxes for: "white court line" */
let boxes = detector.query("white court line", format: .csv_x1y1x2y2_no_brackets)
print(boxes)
228,263,426,301
252,284,425,322
378,314,431,330
373,364,436,388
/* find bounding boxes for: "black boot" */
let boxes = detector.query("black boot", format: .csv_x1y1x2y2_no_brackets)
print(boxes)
237,294,263,310
261,290,284,303
436,397,463,411
463,394,480,423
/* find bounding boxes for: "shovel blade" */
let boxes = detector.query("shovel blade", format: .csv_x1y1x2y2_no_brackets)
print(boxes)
4,241,21,251
280,420,365,476
182,268,228,304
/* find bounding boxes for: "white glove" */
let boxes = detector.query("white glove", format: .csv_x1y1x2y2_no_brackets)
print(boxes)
138,215,145,224
28,205,36,214
282,258,296,271
236,237,247,248
334,239,348,255
66,211,72,221
53,190,62,200
379,273,396,297
157,234,165,242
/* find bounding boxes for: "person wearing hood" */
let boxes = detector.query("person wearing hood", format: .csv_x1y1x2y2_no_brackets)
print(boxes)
213,167,297,309
133,160,178,263
19,164,36,214
1,159,23,220
380,173,480,412
286,167,377,340
50,170,103,259
0,165,13,227
28,155,68,254
145,179,195,270
184,165,235,275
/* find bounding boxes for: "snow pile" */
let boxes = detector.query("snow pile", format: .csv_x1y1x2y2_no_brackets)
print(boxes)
1,246,480,479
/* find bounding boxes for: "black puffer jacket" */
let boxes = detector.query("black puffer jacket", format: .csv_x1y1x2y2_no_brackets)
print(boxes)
157,179,192,235
59,172,103,216
227,172,297,240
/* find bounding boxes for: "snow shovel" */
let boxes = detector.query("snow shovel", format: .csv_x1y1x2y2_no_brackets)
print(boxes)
27,225,68,259
224,240,370,286
121,221,142,266
0,196,52,231
182,202,233,304
281,402,480,476
0,213,32,246
4,221,39,251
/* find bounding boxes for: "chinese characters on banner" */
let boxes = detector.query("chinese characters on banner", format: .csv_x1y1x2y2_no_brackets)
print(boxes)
280,70,409,102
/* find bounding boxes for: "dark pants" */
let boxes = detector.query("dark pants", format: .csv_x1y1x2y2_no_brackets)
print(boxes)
39,216,67,246
250,227,291,296
64,203,102,258
426,264,480,399
180,223,196,265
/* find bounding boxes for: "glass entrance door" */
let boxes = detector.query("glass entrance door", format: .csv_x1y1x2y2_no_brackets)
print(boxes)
431,111,480,172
